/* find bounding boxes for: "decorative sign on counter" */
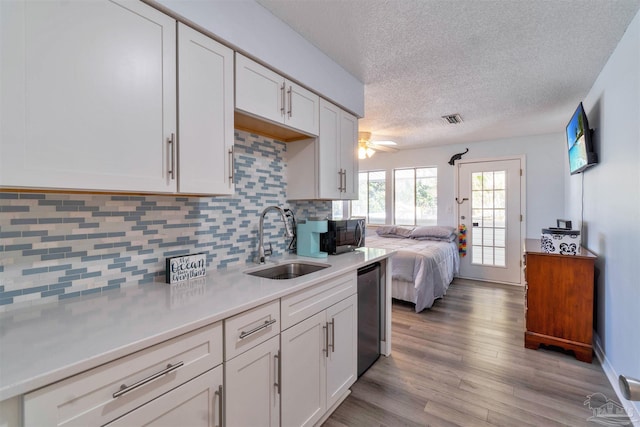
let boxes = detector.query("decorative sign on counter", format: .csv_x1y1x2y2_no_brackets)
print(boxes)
166,253,206,284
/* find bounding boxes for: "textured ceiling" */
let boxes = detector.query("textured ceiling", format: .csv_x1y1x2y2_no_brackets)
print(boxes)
256,0,640,149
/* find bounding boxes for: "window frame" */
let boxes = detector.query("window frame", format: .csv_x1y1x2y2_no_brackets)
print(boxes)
393,166,438,226
351,169,386,224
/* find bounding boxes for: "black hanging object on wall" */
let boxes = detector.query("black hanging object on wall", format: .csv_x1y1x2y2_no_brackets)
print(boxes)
448,148,469,165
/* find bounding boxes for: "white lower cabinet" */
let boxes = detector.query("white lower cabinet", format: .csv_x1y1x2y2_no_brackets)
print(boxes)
16,271,362,427
105,366,223,427
325,295,358,409
225,335,280,427
223,301,281,427
22,322,222,426
281,294,357,427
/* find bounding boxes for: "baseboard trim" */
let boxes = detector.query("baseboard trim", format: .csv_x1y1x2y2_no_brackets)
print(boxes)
594,332,640,427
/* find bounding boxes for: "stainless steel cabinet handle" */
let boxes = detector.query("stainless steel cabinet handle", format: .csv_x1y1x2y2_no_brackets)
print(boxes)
113,361,184,398
228,147,234,183
341,169,347,193
337,170,343,192
287,86,292,118
280,83,286,115
215,384,223,427
167,133,176,180
329,318,335,353
274,351,281,394
323,324,329,357
239,318,276,339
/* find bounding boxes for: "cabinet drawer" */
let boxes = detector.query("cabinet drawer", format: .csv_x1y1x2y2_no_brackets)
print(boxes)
281,271,356,330
225,300,280,361
105,366,222,427
23,322,222,426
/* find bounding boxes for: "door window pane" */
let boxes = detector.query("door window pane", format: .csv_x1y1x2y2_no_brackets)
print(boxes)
471,169,508,268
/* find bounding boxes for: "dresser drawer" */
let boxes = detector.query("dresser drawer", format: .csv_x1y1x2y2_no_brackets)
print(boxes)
225,300,280,361
23,322,222,426
281,271,356,330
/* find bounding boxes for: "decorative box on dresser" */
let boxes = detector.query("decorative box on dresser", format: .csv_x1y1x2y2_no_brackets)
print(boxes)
523,238,597,363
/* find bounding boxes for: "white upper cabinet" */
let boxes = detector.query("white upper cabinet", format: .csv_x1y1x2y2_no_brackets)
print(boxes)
0,0,177,193
338,109,359,200
235,53,320,136
177,23,234,195
287,99,358,200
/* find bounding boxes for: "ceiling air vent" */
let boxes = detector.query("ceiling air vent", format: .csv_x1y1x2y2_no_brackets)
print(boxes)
441,114,463,124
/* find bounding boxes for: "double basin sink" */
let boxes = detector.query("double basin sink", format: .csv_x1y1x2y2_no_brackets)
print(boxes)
245,261,329,280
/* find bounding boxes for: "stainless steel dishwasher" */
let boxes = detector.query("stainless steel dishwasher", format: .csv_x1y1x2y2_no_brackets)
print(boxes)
357,262,381,377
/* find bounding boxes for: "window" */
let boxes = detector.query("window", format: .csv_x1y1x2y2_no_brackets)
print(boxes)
352,171,386,224
394,167,437,226
331,200,346,219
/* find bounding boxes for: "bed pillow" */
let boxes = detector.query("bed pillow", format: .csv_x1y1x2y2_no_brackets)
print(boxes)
375,225,414,238
412,234,457,242
409,225,456,241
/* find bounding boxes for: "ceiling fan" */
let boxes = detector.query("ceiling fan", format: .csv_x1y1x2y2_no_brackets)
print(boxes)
357,132,398,159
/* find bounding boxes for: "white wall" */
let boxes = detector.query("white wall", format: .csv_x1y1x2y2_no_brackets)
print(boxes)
151,0,364,117
567,9,640,417
359,133,566,238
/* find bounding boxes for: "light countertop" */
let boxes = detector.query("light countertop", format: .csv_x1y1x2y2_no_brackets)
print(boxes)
0,247,393,401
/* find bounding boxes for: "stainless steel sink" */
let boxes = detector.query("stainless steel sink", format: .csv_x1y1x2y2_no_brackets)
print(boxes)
245,262,330,280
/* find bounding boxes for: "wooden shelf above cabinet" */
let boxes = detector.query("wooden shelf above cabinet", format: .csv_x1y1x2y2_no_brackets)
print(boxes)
234,111,313,143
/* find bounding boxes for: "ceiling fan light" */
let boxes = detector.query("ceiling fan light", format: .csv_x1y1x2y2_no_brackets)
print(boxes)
366,147,375,158
358,145,367,159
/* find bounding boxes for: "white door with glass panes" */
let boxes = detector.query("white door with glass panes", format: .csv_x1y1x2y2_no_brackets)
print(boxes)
457,159,522,284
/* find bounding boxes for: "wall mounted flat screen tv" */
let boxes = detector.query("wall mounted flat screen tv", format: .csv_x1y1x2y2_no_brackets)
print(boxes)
566,102,598,175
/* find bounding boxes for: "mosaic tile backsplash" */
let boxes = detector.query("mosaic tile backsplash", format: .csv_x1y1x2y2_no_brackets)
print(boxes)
0,131,331,310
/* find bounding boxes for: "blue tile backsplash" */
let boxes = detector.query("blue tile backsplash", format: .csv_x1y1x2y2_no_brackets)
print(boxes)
0,131,331,310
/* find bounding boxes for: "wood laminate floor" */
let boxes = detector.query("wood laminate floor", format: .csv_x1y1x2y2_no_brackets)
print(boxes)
324,278,629,427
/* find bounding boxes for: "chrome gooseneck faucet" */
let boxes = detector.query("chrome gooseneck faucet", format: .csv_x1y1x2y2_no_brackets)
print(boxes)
257,206,293,264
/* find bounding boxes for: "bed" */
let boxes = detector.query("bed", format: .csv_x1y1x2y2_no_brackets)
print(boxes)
366,226,460,312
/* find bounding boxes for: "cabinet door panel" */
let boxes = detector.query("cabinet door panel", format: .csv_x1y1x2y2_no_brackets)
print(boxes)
0,0,176,192
106,366,222,427
225,335,280,427
285,81,319,136
326,294,357,408
318,99,341,200
235,53,283,125
178,23,234,195
339,111,359,200
281,311,326,427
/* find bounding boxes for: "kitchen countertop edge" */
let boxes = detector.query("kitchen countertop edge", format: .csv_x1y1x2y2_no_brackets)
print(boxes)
0,247,394,401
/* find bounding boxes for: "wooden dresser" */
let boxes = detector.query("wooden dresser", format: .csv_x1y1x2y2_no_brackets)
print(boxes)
523,238,597,363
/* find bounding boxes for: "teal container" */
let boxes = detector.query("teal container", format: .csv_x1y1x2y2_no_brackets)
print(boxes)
296,218,328,258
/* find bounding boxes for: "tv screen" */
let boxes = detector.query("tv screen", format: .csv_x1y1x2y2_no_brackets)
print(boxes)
566,102,597,175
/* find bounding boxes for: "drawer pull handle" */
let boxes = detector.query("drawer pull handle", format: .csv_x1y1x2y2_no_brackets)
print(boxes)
239,318,277,340
113,361,184,399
